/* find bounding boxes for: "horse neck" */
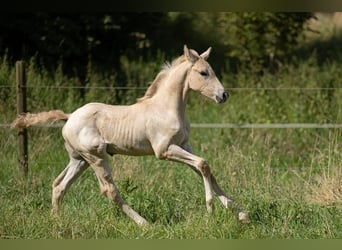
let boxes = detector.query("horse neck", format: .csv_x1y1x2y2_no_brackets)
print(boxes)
153,62,191,116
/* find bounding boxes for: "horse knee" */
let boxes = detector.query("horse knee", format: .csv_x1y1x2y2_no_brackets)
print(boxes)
100,183,123,205
153,149,167,160
198,159,211,177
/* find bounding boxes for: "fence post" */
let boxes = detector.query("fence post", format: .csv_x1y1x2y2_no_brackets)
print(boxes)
16,61,28,178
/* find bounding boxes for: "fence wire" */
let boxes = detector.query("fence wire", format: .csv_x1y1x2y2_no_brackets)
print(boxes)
1,84,342,91
2,123,342,129
1,84,341,129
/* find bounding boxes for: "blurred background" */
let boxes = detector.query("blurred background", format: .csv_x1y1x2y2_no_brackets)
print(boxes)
0,12,317,76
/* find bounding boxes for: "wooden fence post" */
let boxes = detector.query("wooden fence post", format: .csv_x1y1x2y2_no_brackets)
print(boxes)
16,61,28,177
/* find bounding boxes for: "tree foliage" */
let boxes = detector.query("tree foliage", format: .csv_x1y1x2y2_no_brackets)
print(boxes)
0,13,172,78
0,12,314,81
218,12,314,73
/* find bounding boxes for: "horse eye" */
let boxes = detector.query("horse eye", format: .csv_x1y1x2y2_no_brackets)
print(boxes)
200,71,208,77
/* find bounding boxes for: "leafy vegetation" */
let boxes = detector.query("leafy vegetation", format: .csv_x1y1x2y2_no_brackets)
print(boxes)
0,12,342,239
0,13,313,82
218,12,313,73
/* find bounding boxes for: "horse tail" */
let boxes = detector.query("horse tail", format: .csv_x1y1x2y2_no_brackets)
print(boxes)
11,110,70,129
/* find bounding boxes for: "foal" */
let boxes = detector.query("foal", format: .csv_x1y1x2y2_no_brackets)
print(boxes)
12,45,249,226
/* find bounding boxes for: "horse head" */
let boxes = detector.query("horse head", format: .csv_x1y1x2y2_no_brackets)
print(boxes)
184,45,228,104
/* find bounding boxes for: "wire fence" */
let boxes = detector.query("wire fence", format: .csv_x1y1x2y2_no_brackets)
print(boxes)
1,84,342,91
2,83,341,174
1,84,341,129
2,123,342,129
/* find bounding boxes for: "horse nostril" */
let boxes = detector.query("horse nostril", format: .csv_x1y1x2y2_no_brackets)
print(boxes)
223,91,229,102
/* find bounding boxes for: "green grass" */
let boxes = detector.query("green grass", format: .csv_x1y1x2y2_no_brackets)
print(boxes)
1,122,342,238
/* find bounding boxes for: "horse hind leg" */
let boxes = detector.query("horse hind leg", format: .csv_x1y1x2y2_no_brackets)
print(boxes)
82,151,149,226
51,151,89,214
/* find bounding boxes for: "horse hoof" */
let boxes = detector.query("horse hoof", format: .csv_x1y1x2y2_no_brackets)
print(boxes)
138,220,150,229
238,212,250,223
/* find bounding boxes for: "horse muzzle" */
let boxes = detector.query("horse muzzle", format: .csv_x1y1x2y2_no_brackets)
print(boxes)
215,91,229,104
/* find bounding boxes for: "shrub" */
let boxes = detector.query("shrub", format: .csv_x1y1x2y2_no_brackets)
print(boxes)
218,12,314,73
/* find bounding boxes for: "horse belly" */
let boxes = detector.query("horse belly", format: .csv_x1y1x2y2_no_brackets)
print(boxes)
106,139,154,156
103,123,154,156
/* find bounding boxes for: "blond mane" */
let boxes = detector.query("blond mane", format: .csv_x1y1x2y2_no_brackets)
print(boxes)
137,55,186,102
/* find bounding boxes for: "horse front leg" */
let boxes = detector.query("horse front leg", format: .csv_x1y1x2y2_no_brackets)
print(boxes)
210,174,249,223
162,144,215,213
164,144,249,223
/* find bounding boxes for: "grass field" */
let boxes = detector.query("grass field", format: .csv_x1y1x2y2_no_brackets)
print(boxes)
1,122,341,239
1,13,342,239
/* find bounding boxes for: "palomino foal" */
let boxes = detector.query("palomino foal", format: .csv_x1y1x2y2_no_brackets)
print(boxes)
12,45,249,226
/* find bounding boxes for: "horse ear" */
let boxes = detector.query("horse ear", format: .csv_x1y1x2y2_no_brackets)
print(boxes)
184,45,199,63
200,47,212,60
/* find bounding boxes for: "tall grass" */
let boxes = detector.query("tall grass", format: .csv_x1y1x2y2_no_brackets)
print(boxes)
1,126,342,238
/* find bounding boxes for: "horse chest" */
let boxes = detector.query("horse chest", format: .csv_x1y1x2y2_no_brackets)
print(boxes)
167,119,190,145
